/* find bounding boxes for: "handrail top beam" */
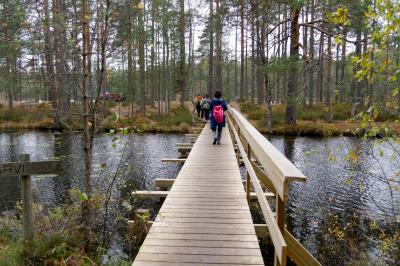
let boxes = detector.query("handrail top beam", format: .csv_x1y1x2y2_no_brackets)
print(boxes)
229,107,306,183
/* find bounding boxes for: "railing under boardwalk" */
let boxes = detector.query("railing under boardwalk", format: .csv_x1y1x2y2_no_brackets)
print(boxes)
228,106,321,266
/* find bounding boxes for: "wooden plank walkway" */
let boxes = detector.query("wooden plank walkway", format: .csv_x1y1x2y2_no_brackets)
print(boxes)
133,125,264,265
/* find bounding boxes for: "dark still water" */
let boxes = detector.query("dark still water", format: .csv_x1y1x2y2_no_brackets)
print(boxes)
0,132,399,264
0,132,184,212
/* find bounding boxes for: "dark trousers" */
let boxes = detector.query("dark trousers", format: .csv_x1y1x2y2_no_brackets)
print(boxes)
204,110,210,120
212,126,223,143
196,105,201,117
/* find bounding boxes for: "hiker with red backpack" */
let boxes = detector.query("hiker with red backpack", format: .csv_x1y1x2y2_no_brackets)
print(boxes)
209,91,227,145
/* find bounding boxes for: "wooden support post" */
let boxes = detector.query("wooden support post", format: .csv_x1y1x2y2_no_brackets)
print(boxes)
274,194,285,266
20,154,34,242
161,158,186,163
246,143,251,201
236,127,241,165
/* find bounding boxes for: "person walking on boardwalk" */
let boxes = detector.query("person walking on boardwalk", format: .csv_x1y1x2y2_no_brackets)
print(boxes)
209,91,227,145
193,94,203,118
200,95,211,121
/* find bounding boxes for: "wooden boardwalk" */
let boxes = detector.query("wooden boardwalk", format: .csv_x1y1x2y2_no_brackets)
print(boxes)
133,125,264,265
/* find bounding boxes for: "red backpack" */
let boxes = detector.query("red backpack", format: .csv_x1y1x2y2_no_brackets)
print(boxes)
213,105,224,124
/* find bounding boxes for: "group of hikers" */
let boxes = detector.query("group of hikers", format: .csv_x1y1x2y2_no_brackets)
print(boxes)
192,91,227,145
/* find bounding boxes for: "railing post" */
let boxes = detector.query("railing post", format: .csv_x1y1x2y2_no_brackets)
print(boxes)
274,194,285,266
236,126,241,165
246,143,251,201
20,154,34,242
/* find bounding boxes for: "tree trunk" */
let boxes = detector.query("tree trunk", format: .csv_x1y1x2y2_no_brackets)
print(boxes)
234,14,238,98
251,5,255,104
263,25,272,133
335,40,340,103
384,42,389,107
150,1,156,107
92,0,110,142
281,7,288,103
244,35,248,100
127,0,134,117
308,0,315,106
256,15,264,105
317,31,324,103
81,0,92,252
44,0,58,125
339,30,347,103
188,11,193,98
208,0,214,97
178,0,186,106
138,1,145,114
215,0,222,93
72,1,81,103
285,7,300,124
240,0,244,100
3,1,13,110
351,32,362,117
276,4,281,104
53,0,67,113
325,25,332,116
302,4,308,107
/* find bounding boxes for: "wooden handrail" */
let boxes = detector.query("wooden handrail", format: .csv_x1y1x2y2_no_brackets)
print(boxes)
229,116,287,266
228,107,306,201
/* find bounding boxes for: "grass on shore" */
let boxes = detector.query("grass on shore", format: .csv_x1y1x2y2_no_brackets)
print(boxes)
0,102,193,133
2,100,397,137
239,101,399,137
0,104,54,131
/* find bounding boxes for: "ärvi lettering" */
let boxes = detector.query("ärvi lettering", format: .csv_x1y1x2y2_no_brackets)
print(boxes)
0,164,25,175
0,161,58,178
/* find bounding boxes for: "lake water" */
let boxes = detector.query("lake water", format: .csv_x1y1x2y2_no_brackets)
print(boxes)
0,132,398,264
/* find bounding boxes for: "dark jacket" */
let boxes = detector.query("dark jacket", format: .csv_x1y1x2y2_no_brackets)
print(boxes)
209,98,228,130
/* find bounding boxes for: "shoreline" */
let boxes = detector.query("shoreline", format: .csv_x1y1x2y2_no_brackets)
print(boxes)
249,119,399,137
1,119,399,138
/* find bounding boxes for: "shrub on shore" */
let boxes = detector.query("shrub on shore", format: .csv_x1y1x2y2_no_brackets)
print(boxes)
0,191,133,265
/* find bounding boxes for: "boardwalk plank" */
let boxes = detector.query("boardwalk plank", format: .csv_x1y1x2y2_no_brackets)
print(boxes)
150,222,256,229
155,217,253,224
160,204,250,210
149,226,257,235
142,238,261,248
146,232,259,242
140,246,262,256
155,212,250,219
134,262,262,266
159,208,250,214
134,253,264,264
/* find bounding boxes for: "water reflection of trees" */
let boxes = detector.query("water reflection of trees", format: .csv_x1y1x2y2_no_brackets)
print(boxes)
0,134,21,212
275,135,399,264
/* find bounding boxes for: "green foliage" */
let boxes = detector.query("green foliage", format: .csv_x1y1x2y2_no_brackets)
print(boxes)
157,106,192,126
0,240,23,266
239,101,261,114
273,121,340,137
248,108,267,120
0,189,133,265
0,104,52,123
331,103,352,121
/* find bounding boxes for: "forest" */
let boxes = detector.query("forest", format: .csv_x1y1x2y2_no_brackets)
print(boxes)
0,0,399,133
0,0,399,265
